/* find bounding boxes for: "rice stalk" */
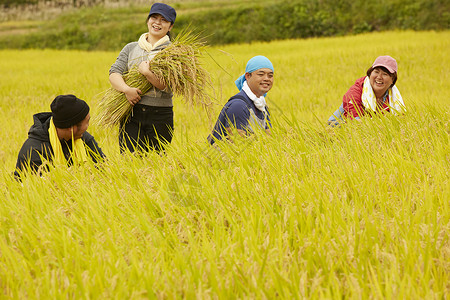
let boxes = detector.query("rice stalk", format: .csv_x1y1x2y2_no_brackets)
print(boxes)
95,29,212,128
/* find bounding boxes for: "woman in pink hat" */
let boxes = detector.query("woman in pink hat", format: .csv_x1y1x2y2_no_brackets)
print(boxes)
327,55,405,126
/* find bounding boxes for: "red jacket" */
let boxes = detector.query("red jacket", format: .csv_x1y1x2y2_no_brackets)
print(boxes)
343,77,390,119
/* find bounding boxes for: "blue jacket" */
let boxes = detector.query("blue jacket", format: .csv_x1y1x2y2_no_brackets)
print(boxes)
208,90,271,144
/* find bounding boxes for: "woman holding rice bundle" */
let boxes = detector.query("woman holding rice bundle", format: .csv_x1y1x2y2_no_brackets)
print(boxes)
327,55,406,127
109,3,177,153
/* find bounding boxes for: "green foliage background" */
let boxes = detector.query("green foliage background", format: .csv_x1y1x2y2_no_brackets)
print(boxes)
0,0,449,50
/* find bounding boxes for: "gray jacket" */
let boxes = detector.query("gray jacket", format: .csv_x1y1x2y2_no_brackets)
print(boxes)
109,41,173,107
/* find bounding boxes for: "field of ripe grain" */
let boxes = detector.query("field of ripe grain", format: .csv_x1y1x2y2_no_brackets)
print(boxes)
1,31,449,298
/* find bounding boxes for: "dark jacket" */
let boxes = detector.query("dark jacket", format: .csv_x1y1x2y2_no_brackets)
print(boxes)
14,112,105,178
207,90,271,144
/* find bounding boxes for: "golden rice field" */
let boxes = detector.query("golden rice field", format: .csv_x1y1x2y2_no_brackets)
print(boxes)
0,31,449,298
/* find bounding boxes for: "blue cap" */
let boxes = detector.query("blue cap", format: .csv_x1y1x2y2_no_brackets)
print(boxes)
235,56,274,91
148,3,177,23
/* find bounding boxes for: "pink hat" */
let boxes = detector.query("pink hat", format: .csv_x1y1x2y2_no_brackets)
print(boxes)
372,55,398,73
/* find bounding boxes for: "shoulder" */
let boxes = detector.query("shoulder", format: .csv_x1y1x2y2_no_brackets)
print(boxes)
229,91,251,104
218,93,250,120
346,77,366,94
81,132,105,159
82,131,102,149
123,41,139,49
227,99,248,109
354,76,366,86
225,92,251,110
19,137,49,152
343,76,366,110
16,136,52,168
221,100,248,120
119,42,139,54
81,131,95,142
155,40,171,51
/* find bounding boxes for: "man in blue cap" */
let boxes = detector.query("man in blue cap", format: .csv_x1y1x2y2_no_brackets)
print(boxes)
208,55,274,144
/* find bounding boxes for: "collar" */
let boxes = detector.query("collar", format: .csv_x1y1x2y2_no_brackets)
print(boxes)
242,82,266,112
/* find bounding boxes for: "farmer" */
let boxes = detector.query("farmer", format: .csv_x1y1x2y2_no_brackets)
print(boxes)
327,55,405,126
14,94,105,179
109,2,177,153
207,55,274,144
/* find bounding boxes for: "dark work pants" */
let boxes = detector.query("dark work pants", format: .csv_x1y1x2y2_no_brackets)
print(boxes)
119,104,174,153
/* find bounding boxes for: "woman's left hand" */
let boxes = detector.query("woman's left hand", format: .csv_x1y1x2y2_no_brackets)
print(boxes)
138,61,151,76
137,60,166,90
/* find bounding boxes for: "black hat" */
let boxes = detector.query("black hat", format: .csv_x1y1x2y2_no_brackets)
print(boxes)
148,3,176,23
51,94,90,128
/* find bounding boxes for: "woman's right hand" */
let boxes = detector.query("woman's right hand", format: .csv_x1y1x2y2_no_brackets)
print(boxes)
124,87,142,106
109,73,142,106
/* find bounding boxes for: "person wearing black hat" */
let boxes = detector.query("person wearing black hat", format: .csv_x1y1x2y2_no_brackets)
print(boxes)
109,2,178,153
14,94,105,179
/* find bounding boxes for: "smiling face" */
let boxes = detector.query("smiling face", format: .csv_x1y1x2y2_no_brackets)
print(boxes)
245,68,274,97
369,67,394,97
147,14,173,40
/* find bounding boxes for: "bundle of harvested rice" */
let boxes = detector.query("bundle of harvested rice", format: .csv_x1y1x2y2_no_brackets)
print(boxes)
96,29,211,128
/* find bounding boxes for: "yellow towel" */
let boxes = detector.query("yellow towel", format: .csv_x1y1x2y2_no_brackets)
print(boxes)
48,117,88,166
138,33,169,53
